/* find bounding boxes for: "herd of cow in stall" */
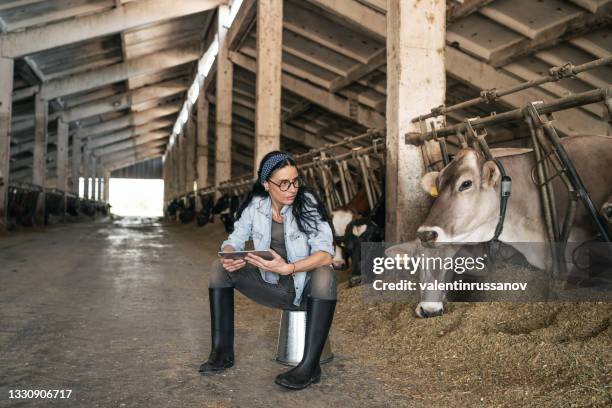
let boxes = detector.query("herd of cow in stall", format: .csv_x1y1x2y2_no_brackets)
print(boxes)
6,185,110,230
165,174,385,285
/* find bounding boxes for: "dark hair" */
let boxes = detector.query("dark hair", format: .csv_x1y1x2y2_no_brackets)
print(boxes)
236,150,330,234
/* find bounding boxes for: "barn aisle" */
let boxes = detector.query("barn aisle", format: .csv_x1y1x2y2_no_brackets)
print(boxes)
0,219,409,408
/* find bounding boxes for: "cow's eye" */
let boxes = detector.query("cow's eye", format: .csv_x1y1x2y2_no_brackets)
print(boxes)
459,180,472,191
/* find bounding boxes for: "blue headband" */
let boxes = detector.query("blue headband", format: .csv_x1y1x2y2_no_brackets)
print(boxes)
259,153,291,185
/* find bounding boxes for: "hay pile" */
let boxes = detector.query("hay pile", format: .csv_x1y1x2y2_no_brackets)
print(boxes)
334,272,611,407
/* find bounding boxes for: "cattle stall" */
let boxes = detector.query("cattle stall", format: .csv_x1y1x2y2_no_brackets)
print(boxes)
1,0,611,406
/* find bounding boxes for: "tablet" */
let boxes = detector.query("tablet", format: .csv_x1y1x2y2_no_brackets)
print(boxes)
217,250,275,261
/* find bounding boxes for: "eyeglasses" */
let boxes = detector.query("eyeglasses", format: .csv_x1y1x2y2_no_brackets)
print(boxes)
268,177,302,191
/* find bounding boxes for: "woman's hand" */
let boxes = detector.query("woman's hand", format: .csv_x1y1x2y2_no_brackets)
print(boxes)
220,258,246,272
219,245,246,272
245,249,293,275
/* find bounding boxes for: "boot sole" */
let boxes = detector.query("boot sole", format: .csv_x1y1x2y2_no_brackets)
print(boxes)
274,374,321,390
199,361,234,375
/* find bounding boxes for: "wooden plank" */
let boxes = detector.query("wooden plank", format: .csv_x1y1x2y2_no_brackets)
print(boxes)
448,0,494,22
229,51,384,128
0,0,222,58
241,38,335,88
535,43,612,89
447,13,525,63
93,131,168,156
569,28,612,58
307,0,385,42
503,58,604,118
0,0,46,12
226,0,256,51
446,47,609,135
284,1,380,64
87,119,172,149
0,0,114,32
75,103,180,138
62,80,187,123
329,48,386,93
567,0,612,13
479,0,584,40
41,43,199,99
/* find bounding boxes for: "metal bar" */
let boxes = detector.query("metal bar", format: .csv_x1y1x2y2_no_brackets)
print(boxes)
406,87,611,145
294,129,384,162
412,56,612,123
539,117,611,242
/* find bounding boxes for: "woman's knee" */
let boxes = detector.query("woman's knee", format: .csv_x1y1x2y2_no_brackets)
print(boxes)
310,265,337,300
209,259,232,288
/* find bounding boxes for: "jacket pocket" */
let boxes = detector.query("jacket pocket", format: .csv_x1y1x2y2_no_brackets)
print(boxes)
289,231,309,257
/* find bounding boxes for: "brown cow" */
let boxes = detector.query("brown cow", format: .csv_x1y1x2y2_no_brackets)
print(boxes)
391,135,612,317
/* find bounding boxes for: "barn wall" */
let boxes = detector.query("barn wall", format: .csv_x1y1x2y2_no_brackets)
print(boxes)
111,157,163,180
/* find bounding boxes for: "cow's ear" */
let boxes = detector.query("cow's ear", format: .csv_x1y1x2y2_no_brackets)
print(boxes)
421,172,440,197
482,161,500,187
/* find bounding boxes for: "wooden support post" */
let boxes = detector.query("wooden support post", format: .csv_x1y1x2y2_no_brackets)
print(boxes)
196,89,209,211
56,118,69,192
185,117,196,194
103,169,110,202
173,144,180,200
386,0,446,241
83,149,91,199
0,57,13,230
96,163,103,201
57,118,69,218
33,93,48,225
167,148,173,200
254,0,283,170
71,135,82,195
215,4,233,195
178,133,186,196
90,155,97,200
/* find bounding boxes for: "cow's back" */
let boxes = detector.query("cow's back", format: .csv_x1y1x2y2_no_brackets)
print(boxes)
555,135,612,240
493,135,611,242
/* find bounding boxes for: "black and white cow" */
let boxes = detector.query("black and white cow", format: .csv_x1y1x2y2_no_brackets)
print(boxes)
196,195,215,227
344,193,385,285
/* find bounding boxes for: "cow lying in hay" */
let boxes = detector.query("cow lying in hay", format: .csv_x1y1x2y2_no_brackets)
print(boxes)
387,135,612,318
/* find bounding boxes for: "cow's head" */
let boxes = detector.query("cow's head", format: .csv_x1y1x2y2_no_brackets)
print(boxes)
417,149,501,244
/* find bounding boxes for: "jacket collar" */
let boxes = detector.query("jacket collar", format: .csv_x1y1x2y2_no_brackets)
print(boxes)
254,195,292,216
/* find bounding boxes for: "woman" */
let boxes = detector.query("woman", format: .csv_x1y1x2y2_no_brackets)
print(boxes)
199,151,337,391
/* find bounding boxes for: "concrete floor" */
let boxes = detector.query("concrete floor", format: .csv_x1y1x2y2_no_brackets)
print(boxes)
0,218,410,408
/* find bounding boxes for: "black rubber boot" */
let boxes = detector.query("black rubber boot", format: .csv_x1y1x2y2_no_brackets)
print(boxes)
275,296,337,390
199,287,234,374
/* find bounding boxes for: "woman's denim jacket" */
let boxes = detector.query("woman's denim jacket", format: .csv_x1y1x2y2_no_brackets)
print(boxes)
220,193,334,306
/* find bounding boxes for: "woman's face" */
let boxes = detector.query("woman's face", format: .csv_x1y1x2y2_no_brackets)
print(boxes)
264,165,299,207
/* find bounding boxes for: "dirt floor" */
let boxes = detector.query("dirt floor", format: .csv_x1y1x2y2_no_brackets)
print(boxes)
1,217,610,407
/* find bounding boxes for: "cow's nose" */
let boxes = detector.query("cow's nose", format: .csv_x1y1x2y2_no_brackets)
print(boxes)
417,229,438,243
